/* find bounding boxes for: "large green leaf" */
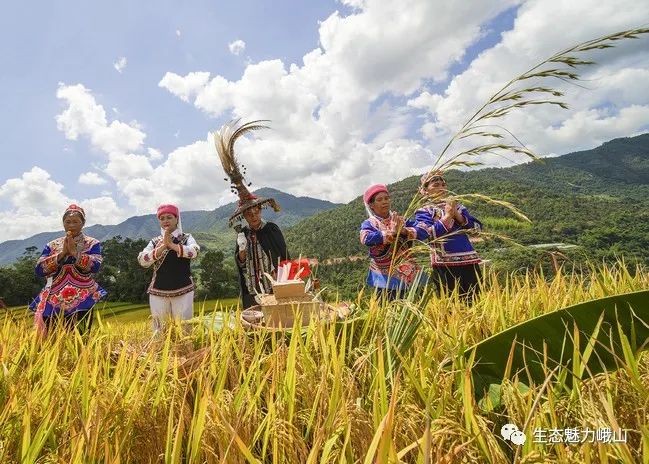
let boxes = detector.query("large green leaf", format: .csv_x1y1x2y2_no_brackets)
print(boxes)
466,290,649,399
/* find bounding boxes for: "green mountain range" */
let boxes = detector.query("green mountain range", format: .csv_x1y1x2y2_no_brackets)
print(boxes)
0,188,340,266
3,134,648,276
285,134,649,266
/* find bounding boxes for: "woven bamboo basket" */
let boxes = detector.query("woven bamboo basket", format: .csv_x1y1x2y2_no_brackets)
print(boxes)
241,300,335,330
239,278,351,330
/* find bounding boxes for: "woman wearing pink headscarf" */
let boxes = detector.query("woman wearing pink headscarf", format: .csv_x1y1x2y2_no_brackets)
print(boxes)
138,204,200,333
359,184,427,301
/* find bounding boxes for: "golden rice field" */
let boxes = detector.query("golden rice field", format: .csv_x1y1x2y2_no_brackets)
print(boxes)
1,263,648,463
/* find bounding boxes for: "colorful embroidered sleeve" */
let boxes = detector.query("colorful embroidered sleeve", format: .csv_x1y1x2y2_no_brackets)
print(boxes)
138,240,158,268
458,206,482,231
35,244,60,277
415,208,451,239
177,234,200,259
74,241,103,273
414,208,432,237
435,216,456,238
359,220,385,246
404,217,428,241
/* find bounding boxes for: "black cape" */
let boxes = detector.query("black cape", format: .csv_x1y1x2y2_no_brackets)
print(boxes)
235,222,289,309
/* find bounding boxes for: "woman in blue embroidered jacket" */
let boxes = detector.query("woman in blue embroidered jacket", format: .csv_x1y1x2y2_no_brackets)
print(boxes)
415,171,483,301
359,184,427,301
30,204,107,336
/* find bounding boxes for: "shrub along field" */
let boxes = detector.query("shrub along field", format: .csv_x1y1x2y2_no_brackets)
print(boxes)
1,262,648,463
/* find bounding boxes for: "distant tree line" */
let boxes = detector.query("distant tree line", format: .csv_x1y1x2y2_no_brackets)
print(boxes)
0,237,239,307
0,247,44,307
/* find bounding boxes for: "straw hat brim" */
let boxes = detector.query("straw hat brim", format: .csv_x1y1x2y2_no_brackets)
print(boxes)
229,197,281,227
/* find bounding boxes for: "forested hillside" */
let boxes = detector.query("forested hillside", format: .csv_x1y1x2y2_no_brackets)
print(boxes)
285,134,649,265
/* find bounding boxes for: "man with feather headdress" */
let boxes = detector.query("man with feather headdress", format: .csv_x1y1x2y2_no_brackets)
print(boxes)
213,120,290,309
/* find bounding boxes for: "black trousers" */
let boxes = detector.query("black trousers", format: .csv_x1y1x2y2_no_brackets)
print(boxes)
241,293,257,309
432,263,481,303
374,287,405,304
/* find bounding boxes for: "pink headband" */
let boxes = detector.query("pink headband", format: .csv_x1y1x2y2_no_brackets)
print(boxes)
363,184,388,204
157,204,179,218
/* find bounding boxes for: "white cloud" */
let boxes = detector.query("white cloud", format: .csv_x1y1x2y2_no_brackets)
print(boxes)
79,196,125,226
105,152,154,180
339,0,366,9
0,209,64,243
54,84,159,217
113,56,127,73
78,172,107,185
417,0,649,165
117,136,230,213
0,167,69,214
56,83,107,140
147,147,163,161
159,0,522,202
176,29,181,37
0,167,126,242
158,72,211,102
228,39,246,56
542,105,649,152
407,91,443,113
56,83,146,155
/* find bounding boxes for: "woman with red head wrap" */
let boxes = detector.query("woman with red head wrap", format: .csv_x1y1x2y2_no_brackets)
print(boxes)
29,204,107,336
138,204,200,334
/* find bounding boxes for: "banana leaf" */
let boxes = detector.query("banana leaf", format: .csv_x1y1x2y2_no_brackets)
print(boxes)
466,290,649,400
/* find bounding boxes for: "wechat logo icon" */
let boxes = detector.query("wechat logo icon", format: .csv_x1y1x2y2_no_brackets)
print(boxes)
501,423,527,445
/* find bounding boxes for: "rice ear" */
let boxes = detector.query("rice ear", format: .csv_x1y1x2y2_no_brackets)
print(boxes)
431,27,649,171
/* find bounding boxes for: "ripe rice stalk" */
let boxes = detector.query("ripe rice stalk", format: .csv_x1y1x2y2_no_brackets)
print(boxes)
1,262,649,461
396,27,649,265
